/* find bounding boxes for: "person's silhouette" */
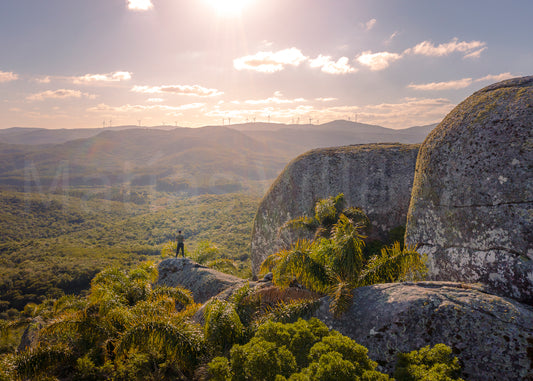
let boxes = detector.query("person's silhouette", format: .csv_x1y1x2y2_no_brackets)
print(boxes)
176,230,185,257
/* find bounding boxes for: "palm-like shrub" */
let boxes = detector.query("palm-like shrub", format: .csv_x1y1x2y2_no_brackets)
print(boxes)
261,194,427,316
9,262,203,380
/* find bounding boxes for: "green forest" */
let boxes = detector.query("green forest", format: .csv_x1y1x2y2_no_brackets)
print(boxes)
0,262,463,380
0,189,466,380
0,189,260,313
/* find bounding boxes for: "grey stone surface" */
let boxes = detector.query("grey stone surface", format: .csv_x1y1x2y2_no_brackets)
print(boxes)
313,281,533,380
405,76,533,304
157,258,248,304
251,143,420,276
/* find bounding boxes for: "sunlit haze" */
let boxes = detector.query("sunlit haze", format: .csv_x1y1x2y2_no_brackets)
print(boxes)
0,0,531,129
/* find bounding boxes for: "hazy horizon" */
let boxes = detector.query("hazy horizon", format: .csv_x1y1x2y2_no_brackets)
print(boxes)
1,0,531,130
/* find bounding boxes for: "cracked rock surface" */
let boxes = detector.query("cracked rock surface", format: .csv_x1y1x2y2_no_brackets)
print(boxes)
251,143,420,276
405,76,533,304
313,281,533,380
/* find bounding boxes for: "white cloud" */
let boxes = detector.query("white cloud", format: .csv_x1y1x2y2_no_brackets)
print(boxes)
87,102,205,113
463,47,487,59
363,18,377,31
147,98,164,103
356,51,402,71
73,71,132,84
244,91,306,105
0,70,18,83
309,55,357,74
233,48,308,73
355,97,454,127
315,97,337,102
127,0,153,11
35,76,51,84
408,78,473,91
475,72,515,82
385,31,399,45
27,89,95,101
405,38,486,58
131,84,223,97
408,73,516,91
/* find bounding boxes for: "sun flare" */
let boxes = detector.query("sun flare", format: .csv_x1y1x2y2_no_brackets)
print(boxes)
207,0,252,16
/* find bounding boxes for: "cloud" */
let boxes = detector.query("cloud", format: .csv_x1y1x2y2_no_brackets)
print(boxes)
356,51,402,71
127,0,153,11
309,55,357,74
475,72,515,82
73,71,132,84
131,84,223,97
408,73,516,91
354,97,455,127
233,48,308,73
463,47,487,59
87,102,205,113
385,31,399,45
27,89,95,101
363,18,377,31
404,38,487,58
0,70,18,83
244,91,306,105
35,76,51,84
408,78,473,91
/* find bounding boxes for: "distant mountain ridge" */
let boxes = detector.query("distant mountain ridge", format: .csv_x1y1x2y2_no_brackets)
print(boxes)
0,120,436,146
0,121,437,193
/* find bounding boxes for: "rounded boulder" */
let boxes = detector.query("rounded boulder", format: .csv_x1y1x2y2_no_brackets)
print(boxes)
405,76,533,304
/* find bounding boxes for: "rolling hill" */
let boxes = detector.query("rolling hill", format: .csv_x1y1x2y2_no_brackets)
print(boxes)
0,121,436,193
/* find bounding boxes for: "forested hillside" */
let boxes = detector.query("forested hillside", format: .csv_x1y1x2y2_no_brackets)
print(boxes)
0,121,435,314
0,190,259,312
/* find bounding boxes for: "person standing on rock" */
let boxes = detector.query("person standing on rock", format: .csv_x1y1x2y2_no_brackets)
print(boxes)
176,230,185,257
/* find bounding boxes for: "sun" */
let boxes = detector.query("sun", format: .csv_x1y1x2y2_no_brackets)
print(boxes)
207,0,252,16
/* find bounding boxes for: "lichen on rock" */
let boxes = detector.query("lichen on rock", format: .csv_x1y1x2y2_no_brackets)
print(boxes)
405,75,533,304
312,281,533,380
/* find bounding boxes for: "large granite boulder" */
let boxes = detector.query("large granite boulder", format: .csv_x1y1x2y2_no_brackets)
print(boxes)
251,143,420,275
405,76,533,304
313,282,533,380
157,258,248,303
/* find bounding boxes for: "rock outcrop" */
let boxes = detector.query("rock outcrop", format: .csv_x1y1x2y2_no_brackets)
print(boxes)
313,281,533,380
251,143,420,275
405,76,533,304
157,258,248,303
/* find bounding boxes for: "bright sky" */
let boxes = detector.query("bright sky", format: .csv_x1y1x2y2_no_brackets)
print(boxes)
1,0,531,129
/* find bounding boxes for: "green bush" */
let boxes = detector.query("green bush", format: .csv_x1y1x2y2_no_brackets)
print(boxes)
394,343,464,381
208,318,389,381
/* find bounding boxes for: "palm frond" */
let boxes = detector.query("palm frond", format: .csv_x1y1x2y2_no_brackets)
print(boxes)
203,299,244,353
259,251,283,275
115,319,203,368
14,344,70,379
282,215,318,233
342,207,371,230
328,280,354,317
271,240,329,292
258,299,321,325
359,242,427,286
332,215,366,282
151,285,193,307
